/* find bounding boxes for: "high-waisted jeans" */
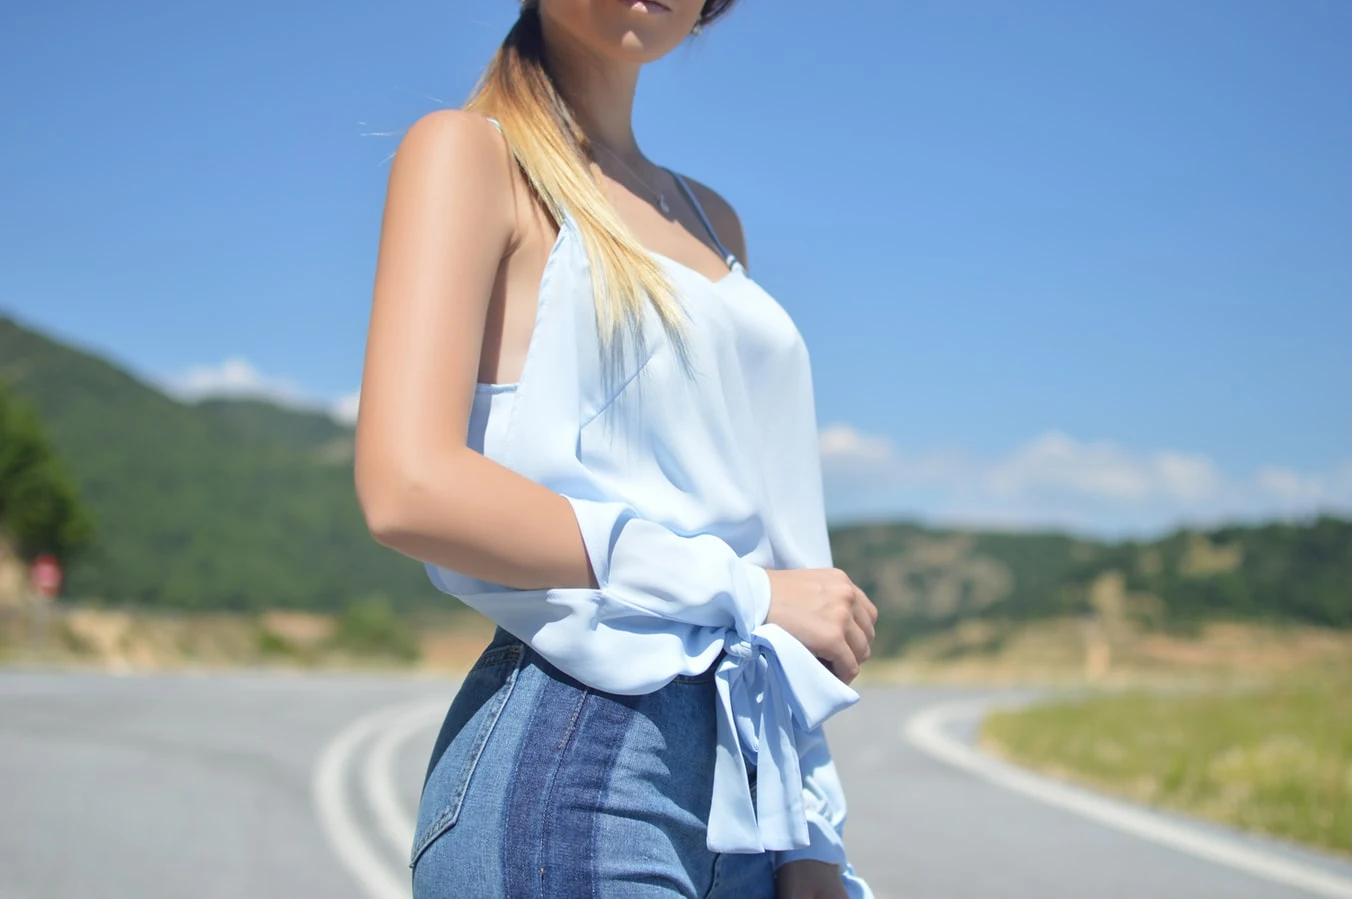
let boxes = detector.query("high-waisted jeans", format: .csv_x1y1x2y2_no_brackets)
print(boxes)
409,627,776,898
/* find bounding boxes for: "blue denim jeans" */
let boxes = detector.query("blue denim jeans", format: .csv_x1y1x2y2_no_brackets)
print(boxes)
410,627,776,898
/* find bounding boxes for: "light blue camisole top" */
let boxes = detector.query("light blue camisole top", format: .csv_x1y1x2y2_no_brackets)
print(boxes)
427,116,870,894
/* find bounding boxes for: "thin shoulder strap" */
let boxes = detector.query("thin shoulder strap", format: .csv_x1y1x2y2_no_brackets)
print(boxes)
663,168,740,269
484,115,504,134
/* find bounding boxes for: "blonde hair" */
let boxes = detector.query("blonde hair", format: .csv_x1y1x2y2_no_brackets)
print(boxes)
462,1,739,377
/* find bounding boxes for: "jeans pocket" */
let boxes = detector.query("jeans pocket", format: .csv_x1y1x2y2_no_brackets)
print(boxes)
409,645,522,869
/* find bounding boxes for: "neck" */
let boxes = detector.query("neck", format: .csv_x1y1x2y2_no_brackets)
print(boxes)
537,10,645,162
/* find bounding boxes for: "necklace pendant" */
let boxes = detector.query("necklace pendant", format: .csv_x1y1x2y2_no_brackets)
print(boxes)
658,193,670,215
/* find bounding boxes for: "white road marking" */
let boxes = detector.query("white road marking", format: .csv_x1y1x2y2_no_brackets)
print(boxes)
312,699,439,899
904,698,1352,899
363,701,446,859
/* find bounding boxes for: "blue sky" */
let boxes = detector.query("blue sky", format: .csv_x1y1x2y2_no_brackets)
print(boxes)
3,0,1349,536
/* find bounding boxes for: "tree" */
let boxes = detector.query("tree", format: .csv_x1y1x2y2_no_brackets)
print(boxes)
0,379,95,561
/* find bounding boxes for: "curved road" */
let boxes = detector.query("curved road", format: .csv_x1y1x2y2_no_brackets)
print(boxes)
2,670,1350,899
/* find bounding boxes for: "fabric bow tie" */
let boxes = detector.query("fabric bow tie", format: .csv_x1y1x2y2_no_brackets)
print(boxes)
706,622,858,853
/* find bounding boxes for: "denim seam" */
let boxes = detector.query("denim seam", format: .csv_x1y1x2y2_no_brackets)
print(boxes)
540,686,589,892
555,689,589,750
409,653,524,868
470,644,522,673
503,678,590,897
535,689,588,895
531,689,632,899
702,852,724,899
590,761,602,899
573,692,630,897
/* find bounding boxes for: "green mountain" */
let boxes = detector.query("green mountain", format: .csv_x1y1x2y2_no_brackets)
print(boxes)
833,516,1352,653
0,313,440,611
2,312,1348,635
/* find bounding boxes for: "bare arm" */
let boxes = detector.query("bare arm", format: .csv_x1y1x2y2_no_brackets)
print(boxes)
354,109,595,591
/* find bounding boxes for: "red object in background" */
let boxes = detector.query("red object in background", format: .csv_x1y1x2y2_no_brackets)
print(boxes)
30,554,62,599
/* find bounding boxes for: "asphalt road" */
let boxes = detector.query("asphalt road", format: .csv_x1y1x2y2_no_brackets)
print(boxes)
2,669,1351,899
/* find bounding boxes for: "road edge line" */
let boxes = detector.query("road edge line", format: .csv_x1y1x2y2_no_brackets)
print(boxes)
364,700,446,859
312,701,421,899
903,698,1352,899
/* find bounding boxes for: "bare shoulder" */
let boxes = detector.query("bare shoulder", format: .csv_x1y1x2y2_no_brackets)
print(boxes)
396,108,509,169
675,173,749,267
387,109,516,230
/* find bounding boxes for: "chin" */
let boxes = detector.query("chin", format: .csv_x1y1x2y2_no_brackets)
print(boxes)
551,0,699,62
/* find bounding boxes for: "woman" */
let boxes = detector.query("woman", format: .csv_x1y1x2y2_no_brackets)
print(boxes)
354,1,877,896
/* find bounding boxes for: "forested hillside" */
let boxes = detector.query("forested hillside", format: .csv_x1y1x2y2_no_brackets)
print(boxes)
833,517,1352,653
2,313,1348,634
0,379,95,599
0,314,439,610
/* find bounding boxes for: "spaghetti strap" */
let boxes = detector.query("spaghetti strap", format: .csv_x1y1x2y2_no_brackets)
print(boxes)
662,168,740,270
480,123,735,271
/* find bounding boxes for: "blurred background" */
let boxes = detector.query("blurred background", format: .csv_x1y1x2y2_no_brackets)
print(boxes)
1,1,1349,898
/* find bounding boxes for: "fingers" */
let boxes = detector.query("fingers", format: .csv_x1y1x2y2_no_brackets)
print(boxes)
843,618,870,672
844,576,875,655
773,567,878,686
825,636,860,684
855,583,878,627
833,660,860,685
830,571,875,684
852,592,875,645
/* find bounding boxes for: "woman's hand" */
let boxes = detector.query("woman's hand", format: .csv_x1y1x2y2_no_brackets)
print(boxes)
776,860,849,898
763,567,877,684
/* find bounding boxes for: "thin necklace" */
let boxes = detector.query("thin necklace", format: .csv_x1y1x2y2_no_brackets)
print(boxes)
591,139,671,215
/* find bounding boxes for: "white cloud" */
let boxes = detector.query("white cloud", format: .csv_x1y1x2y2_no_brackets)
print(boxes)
818,422,903,482
165,356,358,426
819,423,969,487
985,432,1223,504
820,423,1352,536
819,422,892,463
170,356,307,404
330,389,361,425
1254,467,1325,504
